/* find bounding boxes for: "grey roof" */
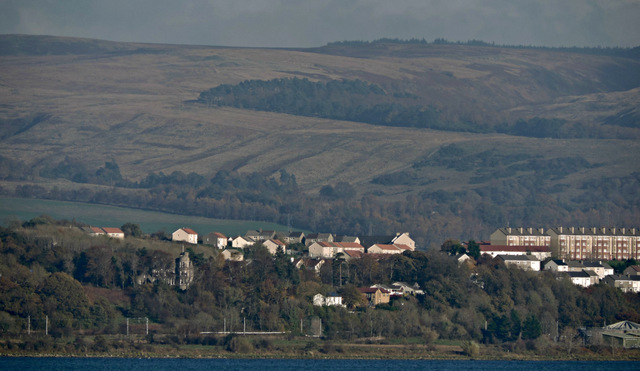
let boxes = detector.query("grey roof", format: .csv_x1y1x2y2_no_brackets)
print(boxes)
498,254,539,261
358,235,397,247
567,271,590,278
582,261,612,269
567,261,585,268
334,235,359,243
605,320,640,330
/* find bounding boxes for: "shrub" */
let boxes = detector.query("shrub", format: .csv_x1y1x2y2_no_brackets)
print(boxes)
462,340,480,358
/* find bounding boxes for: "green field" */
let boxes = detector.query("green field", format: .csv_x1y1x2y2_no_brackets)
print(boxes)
0,197,293,237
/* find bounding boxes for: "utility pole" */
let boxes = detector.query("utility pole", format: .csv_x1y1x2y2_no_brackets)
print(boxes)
27,315,31,335
243,317,246,335
224,318,226,334
146,317,149,336
45,315,48,336
126,318,129,336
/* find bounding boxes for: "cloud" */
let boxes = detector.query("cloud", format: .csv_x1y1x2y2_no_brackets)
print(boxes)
0,0,638,47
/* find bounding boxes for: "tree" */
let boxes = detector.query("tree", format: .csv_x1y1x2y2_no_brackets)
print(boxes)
441,239,465,255
121,222,144,238
340,284,367,309
522,314,542,340
467,240,481,259
39,272,90,319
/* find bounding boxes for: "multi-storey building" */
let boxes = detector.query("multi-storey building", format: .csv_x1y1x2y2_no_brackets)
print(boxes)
490,227,550,247
547,227,640,261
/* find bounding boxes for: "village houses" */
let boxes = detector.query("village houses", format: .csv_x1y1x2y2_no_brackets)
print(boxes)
172,227,198,245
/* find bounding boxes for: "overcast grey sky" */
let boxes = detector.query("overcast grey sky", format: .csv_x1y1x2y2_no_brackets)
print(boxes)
1,0,639,48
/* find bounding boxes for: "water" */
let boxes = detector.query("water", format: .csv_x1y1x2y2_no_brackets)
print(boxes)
0,358,637,371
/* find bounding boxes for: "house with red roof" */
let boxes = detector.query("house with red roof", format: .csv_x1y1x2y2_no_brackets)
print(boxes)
101,227,124,240
172,227,198,244
357,287,391,306
367,244,402,255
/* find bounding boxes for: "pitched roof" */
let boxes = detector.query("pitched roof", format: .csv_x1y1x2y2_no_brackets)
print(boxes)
567,271,590,278
334,235,359,243
582,261,611,269
315,241,365,250
370,244,400,251
90,227,105,234
359,235,396,247
357,287,389,294
267,239,285,246
605,320,640,330
102,227,123,234
343,250,364,259
336,242,364,250
182,228,197,235
498,254,539,261
626,265,640,273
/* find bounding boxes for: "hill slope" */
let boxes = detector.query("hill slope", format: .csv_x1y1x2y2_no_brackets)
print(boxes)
0,35,639,245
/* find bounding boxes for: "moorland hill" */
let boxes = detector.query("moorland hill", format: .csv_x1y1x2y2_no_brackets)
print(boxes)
1,35,639,245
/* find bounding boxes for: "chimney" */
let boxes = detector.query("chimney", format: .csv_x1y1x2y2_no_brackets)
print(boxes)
622,228,626,235
571,227,575,234
508,227,512,233
519,227,524,234
559,226,563,233
528,227,533,234
580,227,585,234
592,227,596,234
539,227,544,234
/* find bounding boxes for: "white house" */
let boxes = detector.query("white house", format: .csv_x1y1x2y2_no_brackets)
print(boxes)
309,242,336,258
221,248,244,261
498,254,540,271
544,259,569,272
263,239,286,255
172,227,198,244
566,271,592,287
602,275,640,293
313,293,344,307
231,235,255,249
204,232,227,249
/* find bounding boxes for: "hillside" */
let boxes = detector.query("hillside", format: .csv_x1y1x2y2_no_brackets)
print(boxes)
0,35,639,245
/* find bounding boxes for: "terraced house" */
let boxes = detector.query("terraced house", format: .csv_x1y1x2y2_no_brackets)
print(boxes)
492,227,640,261
548,227,640,261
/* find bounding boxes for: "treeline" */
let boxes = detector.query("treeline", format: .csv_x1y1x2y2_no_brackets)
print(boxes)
3,153,640,247
196,77,636,139
324,38,639,57
2,218,640,355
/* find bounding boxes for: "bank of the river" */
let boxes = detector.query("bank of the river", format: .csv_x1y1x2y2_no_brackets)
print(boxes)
1,340,639,361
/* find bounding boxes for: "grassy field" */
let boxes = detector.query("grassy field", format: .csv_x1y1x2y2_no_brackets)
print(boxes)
0,197,292,236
